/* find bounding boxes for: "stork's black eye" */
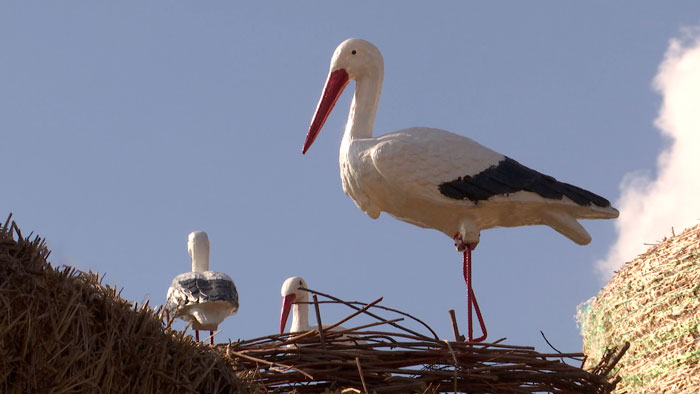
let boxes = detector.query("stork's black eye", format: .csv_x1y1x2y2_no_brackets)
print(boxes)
351,50,357,55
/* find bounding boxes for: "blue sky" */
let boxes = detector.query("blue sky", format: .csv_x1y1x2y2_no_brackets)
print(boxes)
2,2,699,352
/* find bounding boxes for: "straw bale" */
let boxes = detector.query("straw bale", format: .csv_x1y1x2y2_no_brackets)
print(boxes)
579,224,700,393
0,215,253,393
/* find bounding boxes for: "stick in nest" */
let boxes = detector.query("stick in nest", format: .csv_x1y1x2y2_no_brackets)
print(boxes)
224,290,626,394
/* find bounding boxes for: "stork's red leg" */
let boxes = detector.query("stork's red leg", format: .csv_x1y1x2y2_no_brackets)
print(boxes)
210,330,214,345
463,245,487,342
195,330,200,342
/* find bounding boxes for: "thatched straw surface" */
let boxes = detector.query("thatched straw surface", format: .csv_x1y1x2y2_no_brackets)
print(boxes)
0,215,250,394
579,224,700,393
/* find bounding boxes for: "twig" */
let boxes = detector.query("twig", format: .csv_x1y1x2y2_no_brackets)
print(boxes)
302,288,437,340
539,331,563,355
278,329,318,346
226,348,314,379
449,309,465,342
598,342,630,377
322,297,383,332
332,318,404,336
312,295,326,349
2,213,12,233
443,340,459,394
355,357,369,394
306,299,440,340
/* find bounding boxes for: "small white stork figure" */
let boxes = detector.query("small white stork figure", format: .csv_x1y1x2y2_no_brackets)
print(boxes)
279,276,364,346
166,231,239,345
279,276,312,334
302,38,619,342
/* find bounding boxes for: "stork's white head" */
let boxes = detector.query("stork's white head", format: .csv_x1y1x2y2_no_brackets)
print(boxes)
329,38,384,81
302,38,384,154
187,231,210,272
279,276,309,334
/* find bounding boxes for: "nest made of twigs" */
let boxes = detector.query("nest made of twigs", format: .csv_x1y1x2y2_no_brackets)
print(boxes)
579,224,700,394
224,288,626,394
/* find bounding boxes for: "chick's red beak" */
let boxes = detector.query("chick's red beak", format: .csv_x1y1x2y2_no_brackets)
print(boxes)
302,69,350,154
280,294,297,334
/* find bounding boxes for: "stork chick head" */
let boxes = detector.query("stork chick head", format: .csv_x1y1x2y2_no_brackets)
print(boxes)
279,276,309,334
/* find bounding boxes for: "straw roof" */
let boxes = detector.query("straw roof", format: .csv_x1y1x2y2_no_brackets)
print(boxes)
579,224,700,393
0,215,252,394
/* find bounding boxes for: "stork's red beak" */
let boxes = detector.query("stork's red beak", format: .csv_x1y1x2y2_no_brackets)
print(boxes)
280,293,297,334
302,69,350,154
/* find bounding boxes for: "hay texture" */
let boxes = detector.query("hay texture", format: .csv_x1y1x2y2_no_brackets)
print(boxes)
579,224,700,393
0,215,250,394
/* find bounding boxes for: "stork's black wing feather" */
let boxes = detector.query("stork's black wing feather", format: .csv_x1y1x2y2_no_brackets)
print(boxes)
438,157,611,207
166,271,239,313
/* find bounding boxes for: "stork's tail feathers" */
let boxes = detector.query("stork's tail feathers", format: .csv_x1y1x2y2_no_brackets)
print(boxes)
541,211,592,245
595,205,619,219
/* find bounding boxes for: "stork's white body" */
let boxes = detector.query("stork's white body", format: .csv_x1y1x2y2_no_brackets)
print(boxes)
166,271,238,330
304,39,618,247
166,231,238,333
341,127,617,245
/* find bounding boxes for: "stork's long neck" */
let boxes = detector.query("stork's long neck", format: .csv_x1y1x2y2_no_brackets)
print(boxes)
291,298,310,332
191,248,209,273
343,70,383,143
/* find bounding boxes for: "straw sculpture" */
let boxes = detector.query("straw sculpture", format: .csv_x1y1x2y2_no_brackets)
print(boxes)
224,288,626,393
579,224,700,393
0,215,251,394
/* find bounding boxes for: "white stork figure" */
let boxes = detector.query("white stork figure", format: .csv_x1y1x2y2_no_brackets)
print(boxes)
166,231,239,345
302,38,619,341
279,276,313,334
279,276,361,345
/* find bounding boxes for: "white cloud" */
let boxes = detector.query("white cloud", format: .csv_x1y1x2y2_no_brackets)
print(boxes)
597,28,700,278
